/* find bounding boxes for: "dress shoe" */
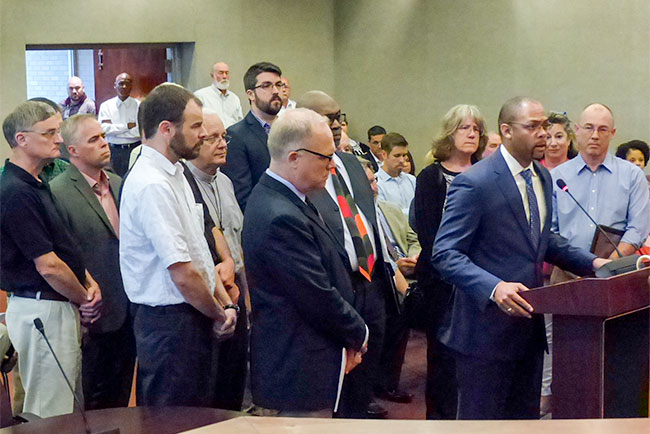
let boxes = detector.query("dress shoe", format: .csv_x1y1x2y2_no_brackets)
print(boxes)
366,401,388,418
375,388,414,404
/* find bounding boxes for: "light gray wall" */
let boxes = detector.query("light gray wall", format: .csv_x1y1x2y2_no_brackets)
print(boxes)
0,0,335,160
334,0,650,170
2,1,650,168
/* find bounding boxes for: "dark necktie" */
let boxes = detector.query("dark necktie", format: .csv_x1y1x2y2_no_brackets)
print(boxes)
329,167,375,281
520,168,540,248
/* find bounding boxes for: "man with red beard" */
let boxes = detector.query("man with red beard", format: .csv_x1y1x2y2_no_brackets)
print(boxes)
119,83,236,407
222,62,284,211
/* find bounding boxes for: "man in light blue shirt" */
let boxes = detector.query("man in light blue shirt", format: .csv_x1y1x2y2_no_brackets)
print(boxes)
551,103,650,257
376,132,416,217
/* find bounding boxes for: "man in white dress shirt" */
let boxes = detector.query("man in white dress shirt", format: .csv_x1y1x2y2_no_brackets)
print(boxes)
119,83,236,407
194,62,243,128
98,72,141,176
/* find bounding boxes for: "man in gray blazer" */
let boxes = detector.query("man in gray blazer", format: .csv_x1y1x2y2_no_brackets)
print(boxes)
50,114,135,410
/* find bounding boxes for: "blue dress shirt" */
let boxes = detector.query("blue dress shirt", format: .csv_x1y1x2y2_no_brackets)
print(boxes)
551,153,650,251
376,168,416,217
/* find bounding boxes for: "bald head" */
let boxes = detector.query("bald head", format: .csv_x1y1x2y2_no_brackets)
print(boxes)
580,103,614,128
497,96,540,132
114,72,133,100
575,103,616,164
67,76,85,102
296,90,342,146
191,111,227,174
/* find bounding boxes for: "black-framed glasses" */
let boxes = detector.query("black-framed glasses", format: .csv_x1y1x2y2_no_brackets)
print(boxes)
325,112,346,126
292,148,334,161
20,129,61,138
508,120,551,132
253,81,286,91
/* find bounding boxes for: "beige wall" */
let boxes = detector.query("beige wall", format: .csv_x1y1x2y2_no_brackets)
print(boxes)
335,0,650,170
2,1,650,168
0,0,335,161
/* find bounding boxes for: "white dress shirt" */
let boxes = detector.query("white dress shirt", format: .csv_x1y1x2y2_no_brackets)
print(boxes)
325,154,377,271
98,96,141,144
119,146,216,306
194,85,244,128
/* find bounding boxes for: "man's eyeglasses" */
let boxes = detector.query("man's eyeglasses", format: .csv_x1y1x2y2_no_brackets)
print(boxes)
253,81,286,91
292,148,334,161
325,112,346,126
508,120,551,132
20,129,61,138
578,124,612,136
204,133,230,145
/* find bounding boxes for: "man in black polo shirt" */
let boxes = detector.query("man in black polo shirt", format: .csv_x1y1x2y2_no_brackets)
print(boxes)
0,101,102,418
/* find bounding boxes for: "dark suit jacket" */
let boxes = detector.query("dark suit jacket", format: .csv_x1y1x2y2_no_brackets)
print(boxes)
221,111,270,211
50,164,129,333
432,150,595,362
243,173,366,412
308,152,382,270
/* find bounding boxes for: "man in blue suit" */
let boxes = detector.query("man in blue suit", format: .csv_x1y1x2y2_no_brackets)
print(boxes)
221,62,283,211
432,96,608,419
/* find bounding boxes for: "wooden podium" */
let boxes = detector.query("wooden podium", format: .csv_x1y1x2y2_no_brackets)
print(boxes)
522,268,650,419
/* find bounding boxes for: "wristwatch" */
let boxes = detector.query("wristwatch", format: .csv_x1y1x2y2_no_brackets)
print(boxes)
223,303,240,313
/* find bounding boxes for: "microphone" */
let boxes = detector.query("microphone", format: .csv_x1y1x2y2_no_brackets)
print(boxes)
34,318,120,434
556,179,639,277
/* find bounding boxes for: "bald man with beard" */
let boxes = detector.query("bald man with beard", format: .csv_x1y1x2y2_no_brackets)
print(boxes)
298,91,391,419
60,76,96,119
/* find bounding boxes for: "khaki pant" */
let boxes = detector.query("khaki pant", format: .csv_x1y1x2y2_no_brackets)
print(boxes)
6,296,82,418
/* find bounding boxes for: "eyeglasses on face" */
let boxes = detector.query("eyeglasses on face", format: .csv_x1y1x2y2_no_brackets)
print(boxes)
508,120,551,132
292,148,334,161
578,124,612,135
325,112,346,126
204,133,230,145
253,81,286,91
20,129,61,138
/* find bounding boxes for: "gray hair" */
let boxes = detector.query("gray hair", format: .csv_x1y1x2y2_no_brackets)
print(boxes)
268,108,329,160
3,101,56,148
60,113,97,158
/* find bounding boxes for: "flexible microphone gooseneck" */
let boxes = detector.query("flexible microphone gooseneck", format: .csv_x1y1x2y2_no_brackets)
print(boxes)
34,318,91,434
556,179,640,277
556,179,623,258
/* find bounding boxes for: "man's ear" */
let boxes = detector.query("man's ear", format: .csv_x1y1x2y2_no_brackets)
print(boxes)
499,123,512,140
67,144,79,158
157,120,175,139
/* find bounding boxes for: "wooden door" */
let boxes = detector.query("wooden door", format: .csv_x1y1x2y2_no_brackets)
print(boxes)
93,46,168,106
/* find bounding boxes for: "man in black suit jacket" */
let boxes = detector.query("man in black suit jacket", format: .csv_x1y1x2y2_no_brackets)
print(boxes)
50,114,135,410
221,62,283,211
432,97,607,419
298,91,390,419
243,108,367,416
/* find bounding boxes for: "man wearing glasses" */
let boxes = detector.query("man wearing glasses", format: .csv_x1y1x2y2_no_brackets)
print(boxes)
0,101,102,417
551,103,650,258
243,108,367,417
432,97,606,419
183,111,249,411
222,62,284,211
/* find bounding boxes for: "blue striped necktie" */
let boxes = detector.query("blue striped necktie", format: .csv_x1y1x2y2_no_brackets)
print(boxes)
520,169,540,248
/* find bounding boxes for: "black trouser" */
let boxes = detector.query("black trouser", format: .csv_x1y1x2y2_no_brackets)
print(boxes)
377,303,410,393
82,317,136,410
335,273,386,419
211,296,249,410
455,349,544,419
133,303,213,407
424,280,457,419
109,142,140,177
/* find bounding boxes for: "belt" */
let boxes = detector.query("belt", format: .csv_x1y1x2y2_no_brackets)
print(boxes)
110,141,141,149
10,289,69,302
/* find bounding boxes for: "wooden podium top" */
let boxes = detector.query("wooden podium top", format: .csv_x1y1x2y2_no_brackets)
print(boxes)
522,267,650,317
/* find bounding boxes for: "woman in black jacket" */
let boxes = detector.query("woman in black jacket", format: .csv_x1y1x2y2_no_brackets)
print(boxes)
414,104,487,419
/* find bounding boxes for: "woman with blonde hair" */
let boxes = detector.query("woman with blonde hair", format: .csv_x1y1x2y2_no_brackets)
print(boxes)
413,104,487,419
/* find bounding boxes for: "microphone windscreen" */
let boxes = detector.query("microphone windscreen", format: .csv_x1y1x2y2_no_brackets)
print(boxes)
33,318,44,333
556,179,568,191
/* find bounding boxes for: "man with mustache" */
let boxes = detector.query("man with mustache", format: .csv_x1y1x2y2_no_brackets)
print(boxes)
194,62,243,128
119,83,236,407
432,96,607,419
221,62,284,211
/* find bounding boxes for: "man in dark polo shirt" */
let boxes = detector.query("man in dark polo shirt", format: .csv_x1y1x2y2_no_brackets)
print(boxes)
0,101,102,418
